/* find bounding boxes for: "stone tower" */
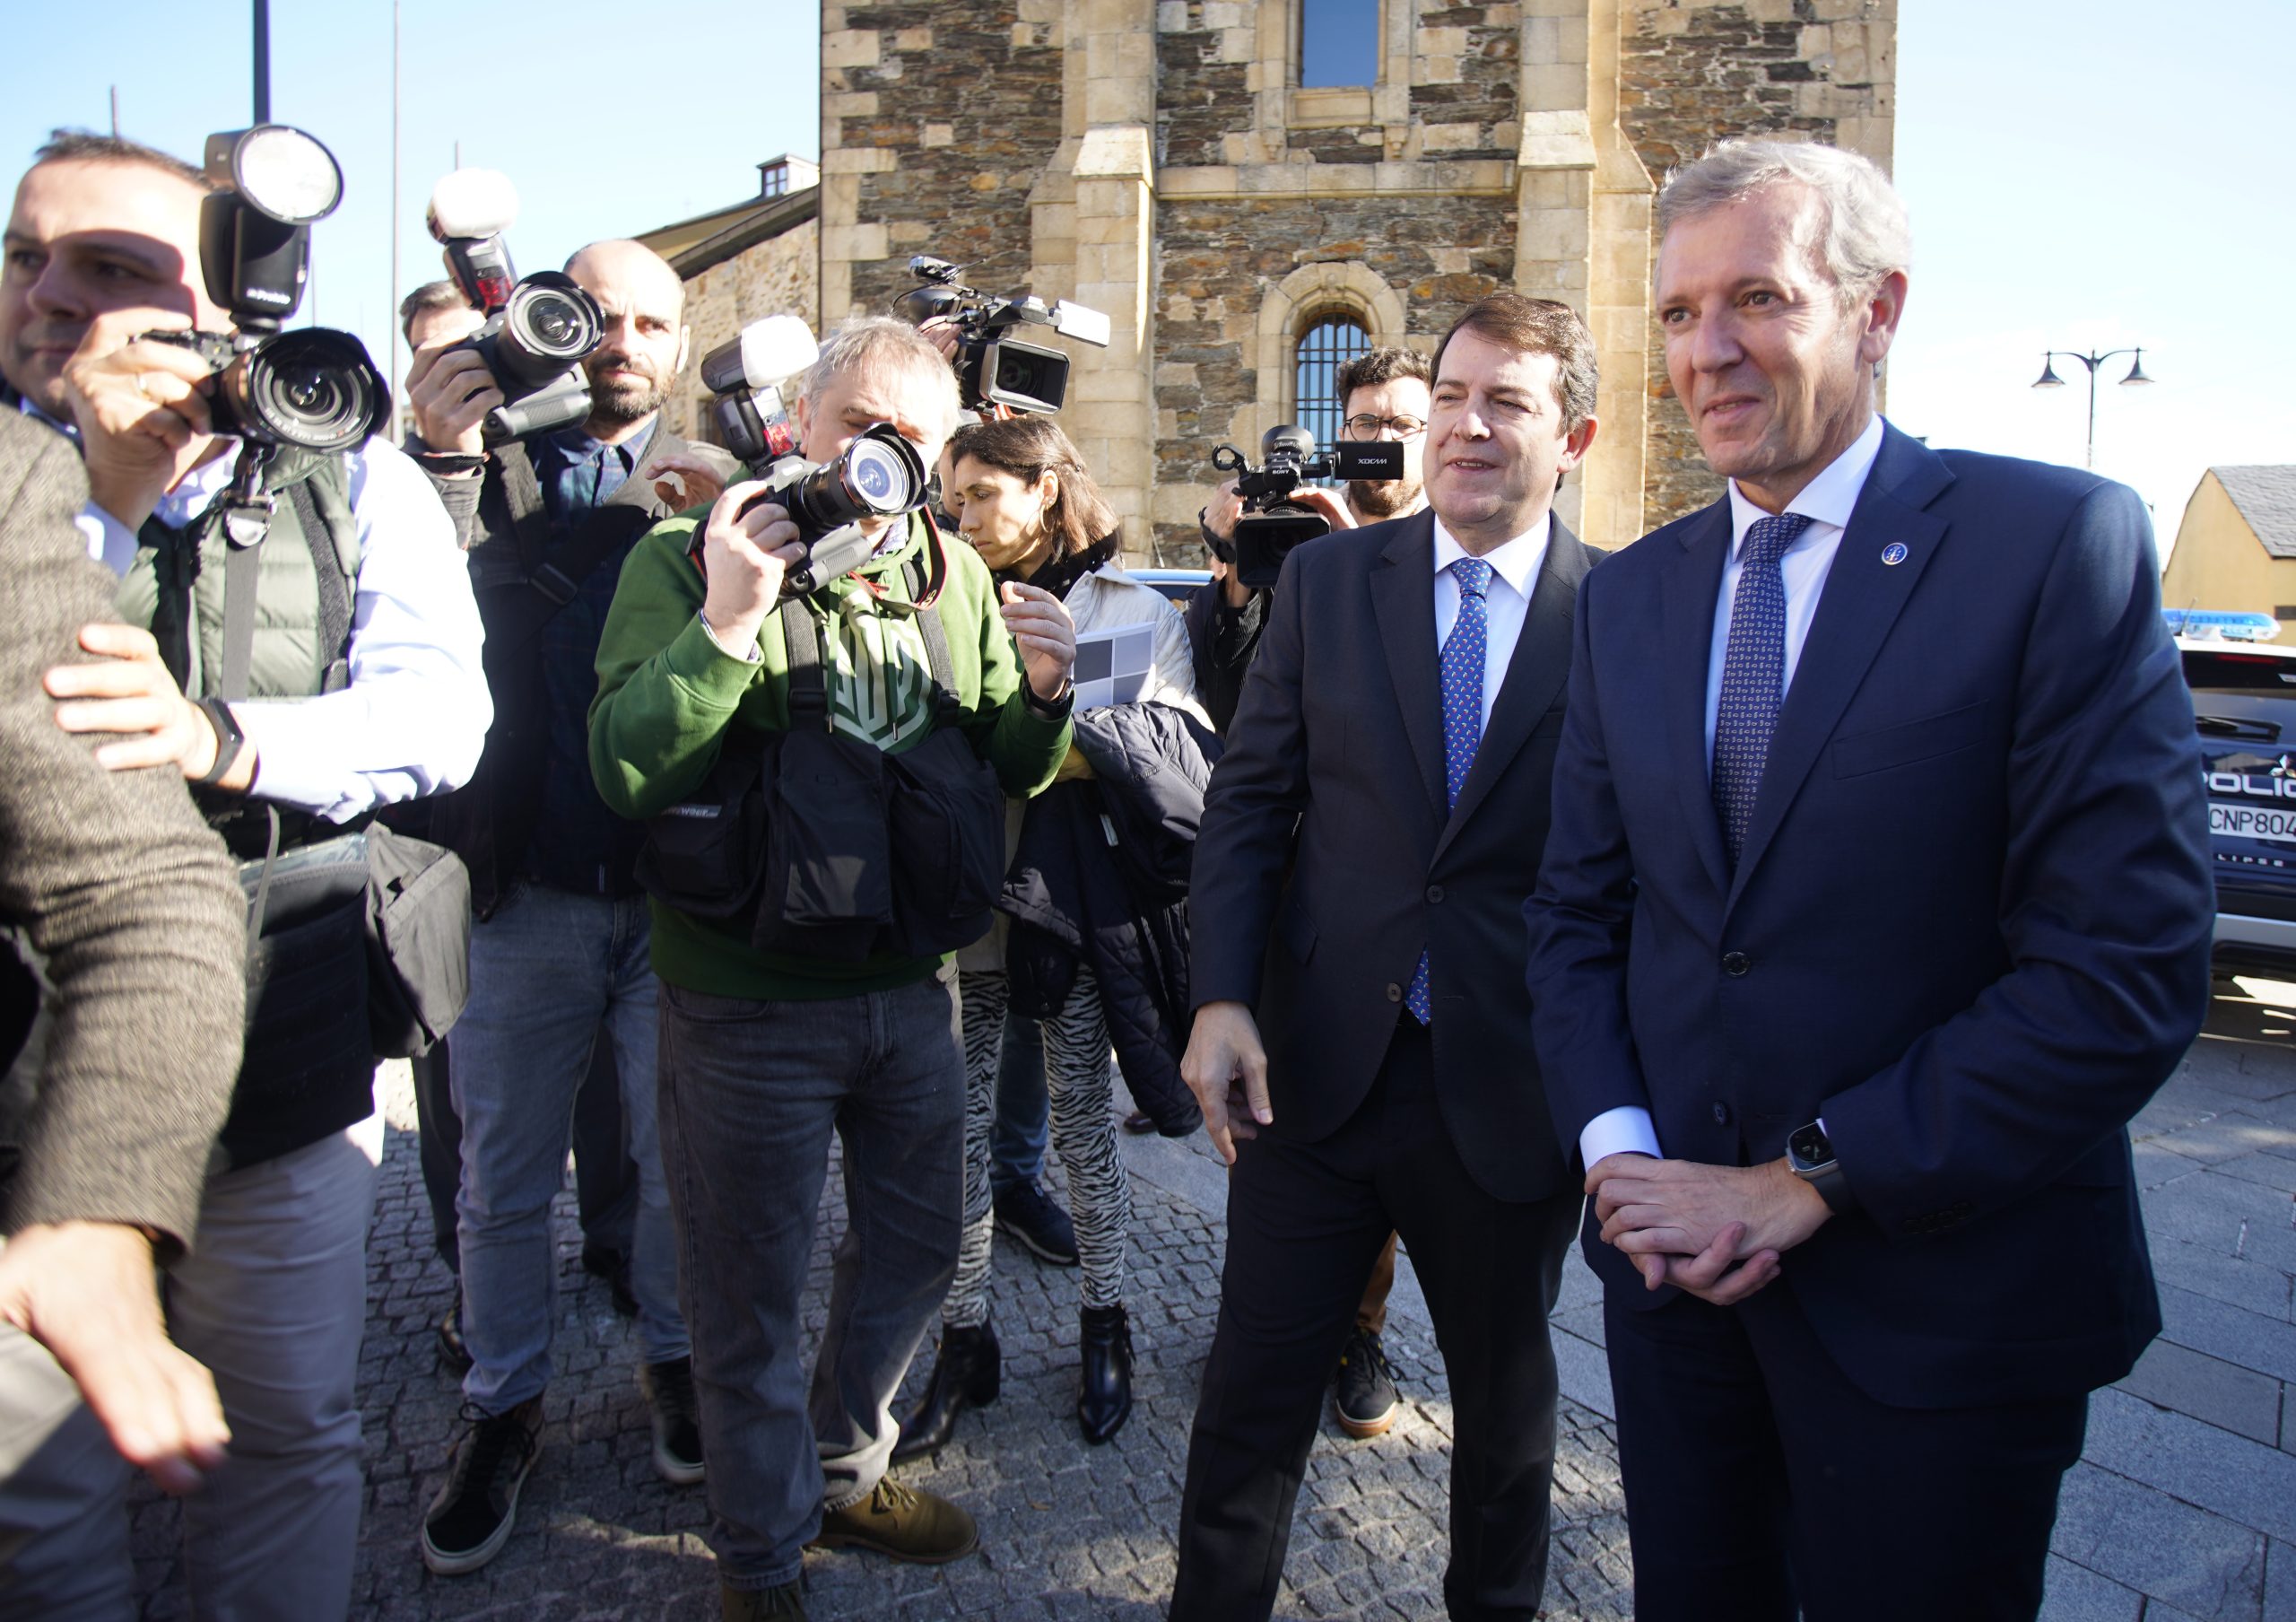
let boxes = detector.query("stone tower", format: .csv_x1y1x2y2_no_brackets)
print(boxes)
820,0,1894,558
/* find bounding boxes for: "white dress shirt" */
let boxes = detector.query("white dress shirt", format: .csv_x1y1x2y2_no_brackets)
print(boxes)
1431,514,1551,731
1576,414,1887,1171
74,430,493,823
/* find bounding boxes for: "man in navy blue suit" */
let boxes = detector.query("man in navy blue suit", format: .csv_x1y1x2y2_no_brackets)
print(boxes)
1525,138,2213,1622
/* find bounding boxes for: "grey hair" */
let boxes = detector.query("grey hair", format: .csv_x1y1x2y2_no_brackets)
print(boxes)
1657,139,1912,305
800,315,961,452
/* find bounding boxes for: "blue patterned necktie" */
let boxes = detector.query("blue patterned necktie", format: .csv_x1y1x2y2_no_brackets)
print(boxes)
1710,511,1814,867
1405,555,1494,1024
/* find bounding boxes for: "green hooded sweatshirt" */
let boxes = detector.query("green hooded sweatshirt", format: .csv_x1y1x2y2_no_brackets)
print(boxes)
589,510,1070,999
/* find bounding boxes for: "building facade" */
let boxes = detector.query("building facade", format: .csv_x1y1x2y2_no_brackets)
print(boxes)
815,0,1896,559
2161,467,2296,638
639,6,1895,555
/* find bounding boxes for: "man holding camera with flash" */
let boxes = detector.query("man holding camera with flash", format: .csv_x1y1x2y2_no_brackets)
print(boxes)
402,231,738,1576
0,129,488,1621
589,315,1075,1622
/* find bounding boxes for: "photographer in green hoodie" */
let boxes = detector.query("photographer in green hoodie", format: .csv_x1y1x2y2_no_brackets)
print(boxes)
587,316,1072,1621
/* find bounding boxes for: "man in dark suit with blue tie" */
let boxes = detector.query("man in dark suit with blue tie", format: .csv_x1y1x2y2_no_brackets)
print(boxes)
1170,293,1601,1622
1525,139,2214,1622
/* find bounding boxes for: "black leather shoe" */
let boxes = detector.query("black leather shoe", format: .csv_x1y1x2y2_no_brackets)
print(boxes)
1077,1304,1133,1444
892,1321,1000,1465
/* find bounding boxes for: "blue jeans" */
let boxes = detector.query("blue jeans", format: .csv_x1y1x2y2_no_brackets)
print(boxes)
988,1005,1047,1198
452,885,687,1412
657,970,964,1590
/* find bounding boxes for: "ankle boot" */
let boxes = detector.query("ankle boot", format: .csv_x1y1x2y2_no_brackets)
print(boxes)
891,1320,999,1465
1077,1304,1134,1444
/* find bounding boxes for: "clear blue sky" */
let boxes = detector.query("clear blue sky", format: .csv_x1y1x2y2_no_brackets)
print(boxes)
0,0,819,396
1888,0,2293,547
3,3,2282,554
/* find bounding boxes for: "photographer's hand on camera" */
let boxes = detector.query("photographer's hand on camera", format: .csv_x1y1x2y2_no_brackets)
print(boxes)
405,336,505,462
646,449,729,512
998,579,1078,703
59,314,219,534
698,482,807,657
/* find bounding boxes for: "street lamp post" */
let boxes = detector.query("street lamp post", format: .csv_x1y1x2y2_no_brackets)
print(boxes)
2031,346,2154,469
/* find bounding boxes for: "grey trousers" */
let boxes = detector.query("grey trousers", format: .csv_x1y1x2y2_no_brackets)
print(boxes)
657,969,965,1591
0,1116,378,1622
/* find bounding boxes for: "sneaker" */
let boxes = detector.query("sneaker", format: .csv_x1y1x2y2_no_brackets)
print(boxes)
437,1296,471,1373
641,1356,706,1485
992,1182,1078,1267
808,1475,979,1564
1335,1325,1400,1439
421,1398,543,1574
722,1579,807,1620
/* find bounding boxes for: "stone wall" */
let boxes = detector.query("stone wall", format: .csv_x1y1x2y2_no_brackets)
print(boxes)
1621,0,1896,526
662,217,820,445
824,0,1066,323
1152,195,1517,558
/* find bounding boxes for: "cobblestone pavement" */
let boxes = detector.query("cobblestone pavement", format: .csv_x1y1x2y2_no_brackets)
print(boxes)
126,979,2296,1620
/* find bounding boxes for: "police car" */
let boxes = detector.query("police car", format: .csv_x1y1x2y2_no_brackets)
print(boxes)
2184,632,2296,973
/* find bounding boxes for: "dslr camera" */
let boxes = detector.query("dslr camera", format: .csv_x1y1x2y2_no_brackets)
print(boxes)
1211,425,1404,588
140,125,389,456
691,315,930,599
426,170,605,445
895,256,1109,415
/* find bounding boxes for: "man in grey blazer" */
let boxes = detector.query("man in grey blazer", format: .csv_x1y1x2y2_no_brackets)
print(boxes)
0,406,248,1617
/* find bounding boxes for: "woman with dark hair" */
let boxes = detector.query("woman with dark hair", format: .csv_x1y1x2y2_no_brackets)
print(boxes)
897,415,1204,1452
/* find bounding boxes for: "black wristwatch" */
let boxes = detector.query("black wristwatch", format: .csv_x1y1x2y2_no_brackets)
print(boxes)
191,697,248,789
1787,1120,1855,1215
1022,678,1074,721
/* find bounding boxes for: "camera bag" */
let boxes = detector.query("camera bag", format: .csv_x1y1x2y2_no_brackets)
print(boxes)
637,548,1007,962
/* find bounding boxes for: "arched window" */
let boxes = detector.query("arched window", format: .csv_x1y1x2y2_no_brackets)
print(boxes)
1300,0,1381,88
1293,311,1371,451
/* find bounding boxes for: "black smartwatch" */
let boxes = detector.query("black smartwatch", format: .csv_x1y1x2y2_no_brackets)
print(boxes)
1787,1120,1855,1215
191,697,247,789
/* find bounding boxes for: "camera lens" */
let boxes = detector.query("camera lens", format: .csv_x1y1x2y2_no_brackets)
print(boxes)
846,439,910,512
240,329,387,453
498,274,603,383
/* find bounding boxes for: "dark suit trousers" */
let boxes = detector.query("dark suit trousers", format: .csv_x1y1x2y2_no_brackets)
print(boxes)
1604,1277,2088,1622
1171,1019,1580,1622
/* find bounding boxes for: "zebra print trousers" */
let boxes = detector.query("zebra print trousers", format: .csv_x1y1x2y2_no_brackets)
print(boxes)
943,967,1131,1326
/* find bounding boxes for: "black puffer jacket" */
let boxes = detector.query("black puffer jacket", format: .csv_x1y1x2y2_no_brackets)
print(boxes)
999,702,1221,1136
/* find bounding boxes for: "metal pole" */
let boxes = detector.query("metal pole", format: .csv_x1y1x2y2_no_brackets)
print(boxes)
2084,359,2099,470
390,0,401,405
251,0,271,123
109,86,119,136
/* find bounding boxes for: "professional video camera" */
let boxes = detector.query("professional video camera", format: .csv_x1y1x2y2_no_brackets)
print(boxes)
426,169,604,444
140,125,389,457
690,315,928,598
894,256,1109,415
1210,425,1404,589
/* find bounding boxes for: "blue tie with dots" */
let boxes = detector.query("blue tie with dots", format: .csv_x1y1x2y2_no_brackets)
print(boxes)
1710,511,1814,867
1405,555,1493,1025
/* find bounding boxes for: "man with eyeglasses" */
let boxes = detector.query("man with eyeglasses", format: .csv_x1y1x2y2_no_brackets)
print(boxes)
1181,343,1431,1442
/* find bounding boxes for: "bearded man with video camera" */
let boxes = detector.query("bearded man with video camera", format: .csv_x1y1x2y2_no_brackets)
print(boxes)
589,315,1074,1621
402,236,741,1576
0,128,488,1622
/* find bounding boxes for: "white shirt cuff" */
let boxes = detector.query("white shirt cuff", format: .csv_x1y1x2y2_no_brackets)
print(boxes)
81,502,140,577
1579,1105,1663,1170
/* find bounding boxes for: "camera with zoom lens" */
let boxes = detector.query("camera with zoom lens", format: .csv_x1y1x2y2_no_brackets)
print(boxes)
426,169,604,445
137,125,390,456
1211,425,1403,589
689,423,930,602
894,255,1109,416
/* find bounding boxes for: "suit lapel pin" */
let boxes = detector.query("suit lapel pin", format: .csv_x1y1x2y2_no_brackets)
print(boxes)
1881,543,1909,566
